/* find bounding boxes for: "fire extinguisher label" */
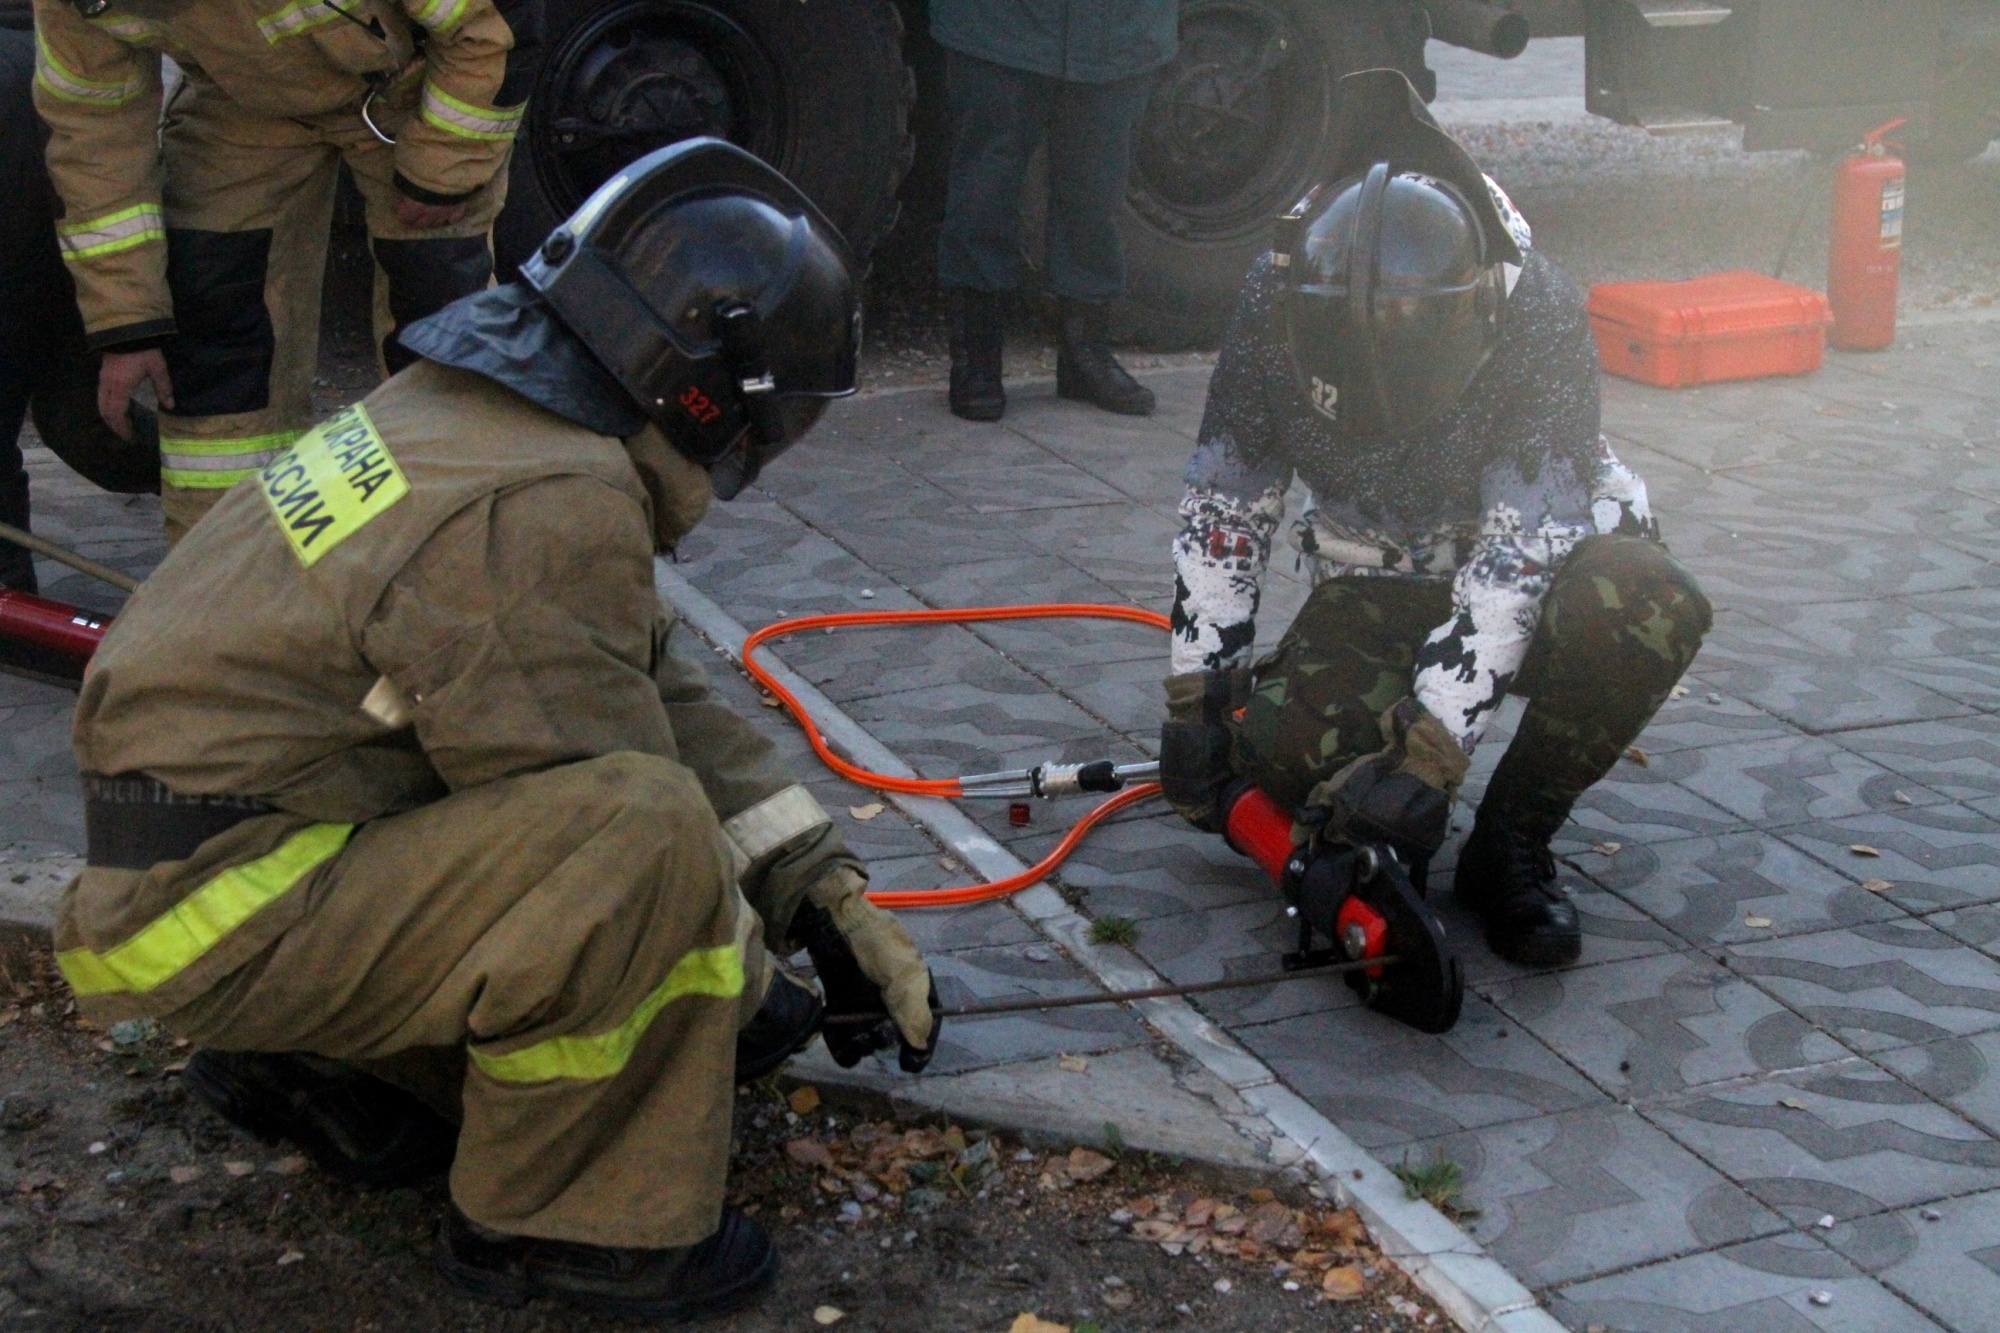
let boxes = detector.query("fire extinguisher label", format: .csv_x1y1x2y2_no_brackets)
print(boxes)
1881,179,1905,248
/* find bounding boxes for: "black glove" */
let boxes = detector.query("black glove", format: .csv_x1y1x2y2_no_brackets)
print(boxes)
793,901,941,1072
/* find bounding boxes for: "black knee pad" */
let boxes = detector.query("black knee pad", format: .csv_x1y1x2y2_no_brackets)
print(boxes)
163,228,275,415
372,235,493,373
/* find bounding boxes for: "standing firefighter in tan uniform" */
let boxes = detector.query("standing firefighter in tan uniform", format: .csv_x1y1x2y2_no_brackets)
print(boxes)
31,0,534,541
59,140,940,1321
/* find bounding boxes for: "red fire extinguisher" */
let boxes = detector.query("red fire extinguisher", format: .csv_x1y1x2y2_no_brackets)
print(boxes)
1827,118,1907,351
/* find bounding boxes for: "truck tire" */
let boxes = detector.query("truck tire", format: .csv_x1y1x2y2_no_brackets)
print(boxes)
1116,0,1412,345
494,0,915,275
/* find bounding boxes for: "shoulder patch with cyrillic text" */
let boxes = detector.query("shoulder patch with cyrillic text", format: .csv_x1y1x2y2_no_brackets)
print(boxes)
258,403,408,567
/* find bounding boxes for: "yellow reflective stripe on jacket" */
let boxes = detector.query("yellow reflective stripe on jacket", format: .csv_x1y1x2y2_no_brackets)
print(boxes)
470,943,745,1084
56,204,165,262
407,0,470,33
256,0,348,42
160,431,304,490
33,31,145,105
420,82,522,141
57,823,354,997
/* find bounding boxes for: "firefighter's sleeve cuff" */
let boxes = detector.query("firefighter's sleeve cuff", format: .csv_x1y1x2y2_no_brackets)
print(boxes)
86,318,177,353
392,170,481,208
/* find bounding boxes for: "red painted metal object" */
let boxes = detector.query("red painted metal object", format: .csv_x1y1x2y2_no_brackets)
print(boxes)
1828,118,1907,351
0,588,108,665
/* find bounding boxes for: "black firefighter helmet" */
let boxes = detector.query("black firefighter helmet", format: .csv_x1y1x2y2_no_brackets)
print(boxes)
520,137,859,498
1276,69,1522,442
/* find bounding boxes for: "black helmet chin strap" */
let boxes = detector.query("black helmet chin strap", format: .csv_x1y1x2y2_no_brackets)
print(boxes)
712,302,787,494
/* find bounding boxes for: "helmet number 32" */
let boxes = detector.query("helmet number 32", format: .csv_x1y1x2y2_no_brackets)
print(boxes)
1309,376,1339,420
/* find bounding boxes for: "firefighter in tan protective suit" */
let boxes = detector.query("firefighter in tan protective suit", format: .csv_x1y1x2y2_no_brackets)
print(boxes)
58,141,937,1322
31,0,534,542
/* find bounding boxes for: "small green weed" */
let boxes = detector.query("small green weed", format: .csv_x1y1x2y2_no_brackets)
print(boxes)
1088,914,1139,947
1395,1152,1480,1220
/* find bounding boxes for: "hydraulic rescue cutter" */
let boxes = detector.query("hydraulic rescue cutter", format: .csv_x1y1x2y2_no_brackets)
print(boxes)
965,758,1465,1036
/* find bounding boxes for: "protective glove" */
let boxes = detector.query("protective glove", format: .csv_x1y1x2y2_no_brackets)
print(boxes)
1159,668,1251,831
1301,698,1469,862
793,865,940,1072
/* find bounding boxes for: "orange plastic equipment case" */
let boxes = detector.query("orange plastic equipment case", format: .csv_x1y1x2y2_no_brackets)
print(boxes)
1586,271,1831,389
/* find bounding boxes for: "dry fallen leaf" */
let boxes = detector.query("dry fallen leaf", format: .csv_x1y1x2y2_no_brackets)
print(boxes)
168,1166,203,1185
813,1306,846,1326
847,803,884,821
758,693,782,708
1056,1054,1089,1074
268,1155,309,1176
1007,1316,1069,1333
1064,1148,1114,1182
1893,791,1914,805
1744,915,1774,929
784,1138,835,1171
1670,685,1690,700
1861,879,1894,893
1849,844,1882,858
1131,1219,1177,1241
276,1249,305,1267
1778,1096,1810,1111
1623,746,1650,767
938,856,961,872
787,1085,820,1116
222,1161,255,1178
1321,1264,1368,1300
1592,841,1623,856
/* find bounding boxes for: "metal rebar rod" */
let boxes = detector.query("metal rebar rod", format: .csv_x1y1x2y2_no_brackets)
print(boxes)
0,521,141,594
820,955,1395,1024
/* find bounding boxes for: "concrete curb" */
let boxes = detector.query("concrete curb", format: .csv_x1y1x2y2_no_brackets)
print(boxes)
656,561,1567,1333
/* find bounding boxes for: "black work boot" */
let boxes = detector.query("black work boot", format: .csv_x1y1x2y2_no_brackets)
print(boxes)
436,1203,777,1321
1056,300,1154,416
735,970,824,1083
1453,810,1581,967
183,1049,458,1188
947,288,1006,422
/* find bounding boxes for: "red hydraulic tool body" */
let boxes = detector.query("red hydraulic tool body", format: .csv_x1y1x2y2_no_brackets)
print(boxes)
1828,118,1907,351
0,588,107,682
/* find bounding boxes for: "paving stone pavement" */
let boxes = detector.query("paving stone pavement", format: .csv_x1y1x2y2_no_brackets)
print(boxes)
3,322,1998,1331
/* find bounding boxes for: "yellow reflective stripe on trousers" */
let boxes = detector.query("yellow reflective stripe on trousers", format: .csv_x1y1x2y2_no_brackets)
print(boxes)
420,82,523,141
33,30,146,104
57,823,354,998
470,944,745,1084
56,204,165,262
160,431,303,489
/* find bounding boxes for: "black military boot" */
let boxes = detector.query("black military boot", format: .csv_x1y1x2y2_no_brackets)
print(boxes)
735,970,824,1082
1454,783,1581,966
183,1049,459,1188
947,288,1005,422
436,1203,777,1320
1056,299,1154,416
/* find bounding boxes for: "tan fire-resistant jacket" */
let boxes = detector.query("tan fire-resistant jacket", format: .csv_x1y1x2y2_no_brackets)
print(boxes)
71,361,853,979
32,0,520,345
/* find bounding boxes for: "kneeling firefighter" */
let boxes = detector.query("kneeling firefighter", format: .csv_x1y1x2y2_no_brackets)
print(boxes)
58,139,937,1322
1160,72,1709,1021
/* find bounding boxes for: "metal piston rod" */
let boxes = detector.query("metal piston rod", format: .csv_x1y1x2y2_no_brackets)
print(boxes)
955,759,1160,800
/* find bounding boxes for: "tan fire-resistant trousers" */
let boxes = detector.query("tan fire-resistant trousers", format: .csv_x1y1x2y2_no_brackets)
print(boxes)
155,77,508,544
142,753,768,1247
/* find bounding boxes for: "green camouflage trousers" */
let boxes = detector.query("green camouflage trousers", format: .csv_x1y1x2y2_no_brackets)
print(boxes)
1235,535,1711,830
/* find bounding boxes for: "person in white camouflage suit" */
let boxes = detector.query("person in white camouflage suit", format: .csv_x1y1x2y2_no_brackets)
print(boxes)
1160,71,1709,967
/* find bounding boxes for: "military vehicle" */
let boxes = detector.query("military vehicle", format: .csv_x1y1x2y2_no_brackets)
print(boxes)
498,0,1999,340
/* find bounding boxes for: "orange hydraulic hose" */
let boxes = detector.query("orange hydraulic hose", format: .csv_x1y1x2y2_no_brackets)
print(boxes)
741,603,1173,907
